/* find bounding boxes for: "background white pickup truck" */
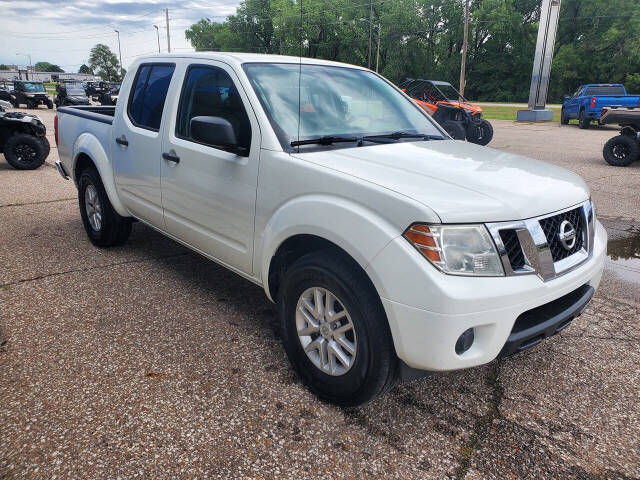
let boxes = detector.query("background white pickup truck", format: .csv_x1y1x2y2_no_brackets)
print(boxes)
55,53,607,406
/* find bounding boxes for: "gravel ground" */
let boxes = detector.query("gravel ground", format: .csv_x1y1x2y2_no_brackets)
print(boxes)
1,109,639,479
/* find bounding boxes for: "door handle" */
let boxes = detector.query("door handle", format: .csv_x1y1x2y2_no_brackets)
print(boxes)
115,135,129,147
162,152,180,164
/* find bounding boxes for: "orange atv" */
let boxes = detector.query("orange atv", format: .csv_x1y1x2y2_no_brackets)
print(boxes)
400,79,493,146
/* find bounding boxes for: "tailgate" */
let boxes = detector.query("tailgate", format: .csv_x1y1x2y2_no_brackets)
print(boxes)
595,95,640,109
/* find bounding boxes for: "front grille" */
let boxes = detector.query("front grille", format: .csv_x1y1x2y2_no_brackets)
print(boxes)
499,229,525,269
539,207,585,262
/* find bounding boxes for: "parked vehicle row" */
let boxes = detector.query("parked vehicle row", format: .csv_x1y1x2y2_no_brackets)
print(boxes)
54,53,606,406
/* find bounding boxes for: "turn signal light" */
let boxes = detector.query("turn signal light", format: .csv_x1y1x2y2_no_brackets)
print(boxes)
403,225,442,262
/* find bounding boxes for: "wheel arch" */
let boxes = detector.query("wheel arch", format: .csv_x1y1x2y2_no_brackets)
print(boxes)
72,135,129,217
259,195,419,303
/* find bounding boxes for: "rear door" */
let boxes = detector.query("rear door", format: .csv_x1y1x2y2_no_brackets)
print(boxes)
565,86,583,117
159,60,261,274
112,62,176,227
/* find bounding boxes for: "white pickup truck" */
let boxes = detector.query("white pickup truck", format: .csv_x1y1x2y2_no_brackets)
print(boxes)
55,53,607,406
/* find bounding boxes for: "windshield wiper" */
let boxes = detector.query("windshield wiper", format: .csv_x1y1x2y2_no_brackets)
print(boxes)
363,131,444,141
290,135,363,147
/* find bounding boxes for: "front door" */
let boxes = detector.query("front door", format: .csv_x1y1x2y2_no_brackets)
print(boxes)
112,63,176,227
160,61,260,275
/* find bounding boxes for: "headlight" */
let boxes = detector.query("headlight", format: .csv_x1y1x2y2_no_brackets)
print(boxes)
404,224,504,276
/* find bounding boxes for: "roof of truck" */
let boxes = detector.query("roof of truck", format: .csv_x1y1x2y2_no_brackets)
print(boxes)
133,52,369,70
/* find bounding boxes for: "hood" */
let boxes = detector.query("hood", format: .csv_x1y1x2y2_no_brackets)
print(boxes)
292,140,590,223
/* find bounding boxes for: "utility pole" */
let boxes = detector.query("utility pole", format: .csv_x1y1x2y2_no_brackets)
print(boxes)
376,21,381,73
459,0,469,98
114,30,123,80
165,8,171,53
154,25,161,53
367,0,373,70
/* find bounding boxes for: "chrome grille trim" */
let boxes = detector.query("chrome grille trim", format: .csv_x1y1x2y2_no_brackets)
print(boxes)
486,201,593,281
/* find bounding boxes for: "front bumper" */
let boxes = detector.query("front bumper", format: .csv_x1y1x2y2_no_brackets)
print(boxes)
366,220,607,371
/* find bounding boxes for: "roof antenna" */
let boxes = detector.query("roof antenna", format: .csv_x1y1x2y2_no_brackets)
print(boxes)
296,0,303,152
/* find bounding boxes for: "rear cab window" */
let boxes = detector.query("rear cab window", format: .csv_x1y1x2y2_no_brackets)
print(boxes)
584,86,626,96
127,63,175,131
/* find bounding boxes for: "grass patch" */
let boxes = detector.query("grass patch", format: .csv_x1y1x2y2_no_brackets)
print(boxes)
480,104,561,122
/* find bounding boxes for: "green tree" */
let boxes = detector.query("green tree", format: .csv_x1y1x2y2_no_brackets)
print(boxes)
183,0,640,102
89,44,121,81
0,64,10,70
79,64,93,75
34,61,64,72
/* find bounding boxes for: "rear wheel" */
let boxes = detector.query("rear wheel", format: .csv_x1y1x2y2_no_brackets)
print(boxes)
578,110,590,129
78,166,132,247
442,120,467,140
603,135,639,167
3,133,47,170
278,250,397,406
466,119,494,146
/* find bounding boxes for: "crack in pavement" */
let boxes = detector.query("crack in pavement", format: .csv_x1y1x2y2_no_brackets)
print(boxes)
0,197,75,208
454,359,504,480
0,252,191,288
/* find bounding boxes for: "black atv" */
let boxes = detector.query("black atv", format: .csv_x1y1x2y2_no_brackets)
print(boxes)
600,107,640,167
54,85,90,107
12,80,53,109
0,100,50,170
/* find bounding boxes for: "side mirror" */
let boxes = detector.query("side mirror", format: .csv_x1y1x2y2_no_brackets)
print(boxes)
190,116,242,153
563,95,570,101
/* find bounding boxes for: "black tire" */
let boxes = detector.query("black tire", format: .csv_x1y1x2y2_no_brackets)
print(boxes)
578,110,590,129
47,99,53,109
38,136,51,160
560,108,569,125
3,133,47,170
602,135,640,167
442,120,467,140
78,165,132,247
278,250,398,407
466,119,494,146
26,100,34,109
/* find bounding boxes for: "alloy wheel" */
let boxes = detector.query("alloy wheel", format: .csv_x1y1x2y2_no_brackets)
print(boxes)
295,287,357,376
84,184,103,232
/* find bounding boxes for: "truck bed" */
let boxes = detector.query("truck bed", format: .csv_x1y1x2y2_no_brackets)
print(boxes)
56,105,115,124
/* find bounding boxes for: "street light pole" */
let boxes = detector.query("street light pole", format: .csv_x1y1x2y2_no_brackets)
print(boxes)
114,30,123,80
154,25,161,53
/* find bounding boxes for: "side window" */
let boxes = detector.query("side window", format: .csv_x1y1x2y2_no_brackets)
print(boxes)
176,65,251,152
127,64,175,131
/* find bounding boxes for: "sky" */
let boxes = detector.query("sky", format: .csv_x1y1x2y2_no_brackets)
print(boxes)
0,0,240,72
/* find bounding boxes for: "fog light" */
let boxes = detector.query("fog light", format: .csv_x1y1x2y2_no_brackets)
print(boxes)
455,328,475,355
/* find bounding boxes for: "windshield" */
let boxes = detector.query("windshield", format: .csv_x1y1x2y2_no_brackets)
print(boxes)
22,82,46,93
243,63,441,149
67,88,85,96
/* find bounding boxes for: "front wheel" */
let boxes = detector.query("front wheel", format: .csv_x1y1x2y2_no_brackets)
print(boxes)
603,135,640,167
78,166,132,247
47,99,53,109
560,108,569,125
3,133,47,170
466,119,494,146
278,250,397,407
442,120,467,140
